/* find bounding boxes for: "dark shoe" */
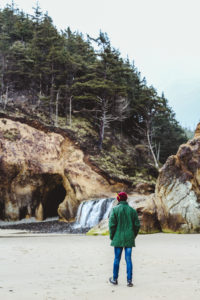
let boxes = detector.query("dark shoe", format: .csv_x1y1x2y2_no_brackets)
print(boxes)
109,277,118,285
127,280,133,287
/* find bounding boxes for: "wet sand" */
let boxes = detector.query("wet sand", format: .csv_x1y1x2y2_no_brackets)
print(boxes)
0,232,200,300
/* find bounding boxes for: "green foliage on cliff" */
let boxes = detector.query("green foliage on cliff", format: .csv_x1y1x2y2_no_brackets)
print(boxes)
2,128,21,141
0,3,187,181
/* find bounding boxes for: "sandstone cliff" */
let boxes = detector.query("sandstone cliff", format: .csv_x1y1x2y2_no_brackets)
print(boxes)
0,118,125,221
88,125,200,235
154,123,200,233
1,116,199,235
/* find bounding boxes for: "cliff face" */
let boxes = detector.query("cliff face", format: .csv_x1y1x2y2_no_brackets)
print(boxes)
88,124,200,235
1,116,199,234
0,118,125,221
154,123,200,233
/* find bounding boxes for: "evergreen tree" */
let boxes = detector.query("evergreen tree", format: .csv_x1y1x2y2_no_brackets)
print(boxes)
6,40,33,90
152,96,187,163
0,4,187,161
72,32,129,149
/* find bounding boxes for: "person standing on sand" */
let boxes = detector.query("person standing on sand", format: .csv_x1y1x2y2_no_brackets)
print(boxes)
109,192,140,287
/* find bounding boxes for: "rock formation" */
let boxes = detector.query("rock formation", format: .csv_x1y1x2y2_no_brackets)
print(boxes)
154,123,200,233
128,193,161,233
1,117,200,234
89,125,200,235
0,118,125,221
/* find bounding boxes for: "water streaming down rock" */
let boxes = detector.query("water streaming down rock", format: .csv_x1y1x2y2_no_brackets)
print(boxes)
0,198,115,233
75,198,115,228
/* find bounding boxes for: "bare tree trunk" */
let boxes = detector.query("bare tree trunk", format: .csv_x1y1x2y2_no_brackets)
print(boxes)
49,74,54,124
49,86,54,124
39,73,42,96
96,96,118,150
55,89,59,127
3,85,9,110
65,96,68,125
98,109,106,150
69,96,72,127
0,55,5,97
147,128,159,169
115,97,130,138
37,74,42,107
156,142,161,163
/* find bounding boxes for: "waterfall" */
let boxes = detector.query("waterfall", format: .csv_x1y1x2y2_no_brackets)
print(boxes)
0,198,115,233
74,198,115,228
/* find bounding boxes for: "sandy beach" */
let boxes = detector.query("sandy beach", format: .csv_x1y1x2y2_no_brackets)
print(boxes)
0,231,200,300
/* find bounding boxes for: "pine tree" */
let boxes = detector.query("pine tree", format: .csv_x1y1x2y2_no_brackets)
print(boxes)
6,40,33,90
72,32,130,149
0,5,187,162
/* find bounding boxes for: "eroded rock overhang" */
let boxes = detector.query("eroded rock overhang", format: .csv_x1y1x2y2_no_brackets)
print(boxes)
0,118,125,221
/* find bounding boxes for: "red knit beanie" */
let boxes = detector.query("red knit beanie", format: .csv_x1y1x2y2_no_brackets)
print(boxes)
117,192,128,202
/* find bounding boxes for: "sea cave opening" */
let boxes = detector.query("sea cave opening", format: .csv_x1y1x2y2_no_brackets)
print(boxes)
0,202,4,220
42,174,66,219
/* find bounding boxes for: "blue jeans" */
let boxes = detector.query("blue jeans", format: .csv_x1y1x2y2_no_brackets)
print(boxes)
113,247,132,281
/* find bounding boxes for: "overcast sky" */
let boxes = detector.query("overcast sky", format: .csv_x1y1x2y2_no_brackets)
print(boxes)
1,0,200,129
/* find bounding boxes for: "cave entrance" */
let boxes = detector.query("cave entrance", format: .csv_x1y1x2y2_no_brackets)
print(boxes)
42,174,66,219
0,202,4,220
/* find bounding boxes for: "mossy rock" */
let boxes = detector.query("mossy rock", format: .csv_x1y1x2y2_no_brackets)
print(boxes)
86,228,109,236
162,227,190,234
86,219,109,236
162,229,181,234
139,229,161,234
3,128,21,141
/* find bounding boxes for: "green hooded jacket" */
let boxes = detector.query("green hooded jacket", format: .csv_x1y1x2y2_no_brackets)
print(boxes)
109,201,140,247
